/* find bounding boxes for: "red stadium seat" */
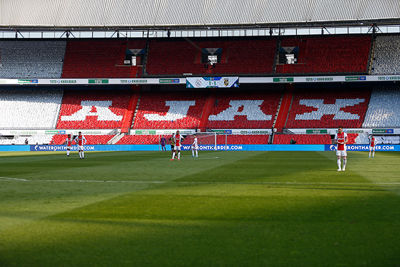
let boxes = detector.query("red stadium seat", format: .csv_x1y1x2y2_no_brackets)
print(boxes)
276,36,371,74
146,39,276,75
117,135,169,145
51,135,113,145
206,92,281,129
57,90,131,129
285,89,371,128
133,92,206,129
62,40,146,78
273,134,331,144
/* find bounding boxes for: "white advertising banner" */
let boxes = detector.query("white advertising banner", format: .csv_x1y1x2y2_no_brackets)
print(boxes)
0,75,400,86
186,77,239,88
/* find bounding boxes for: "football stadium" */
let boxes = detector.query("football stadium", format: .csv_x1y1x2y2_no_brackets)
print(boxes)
0,0,400,266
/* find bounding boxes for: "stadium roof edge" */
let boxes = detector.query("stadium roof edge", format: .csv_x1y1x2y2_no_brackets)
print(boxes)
1,18,400,31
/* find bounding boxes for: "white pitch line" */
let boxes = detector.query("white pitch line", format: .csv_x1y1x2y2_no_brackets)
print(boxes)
0,176,399,186
0,176,29,182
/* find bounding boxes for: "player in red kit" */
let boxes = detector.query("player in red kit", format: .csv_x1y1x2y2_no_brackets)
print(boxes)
334,127,348,171
65,134,73,157
369,135,376,158
171,130,184,161
74,131,86,159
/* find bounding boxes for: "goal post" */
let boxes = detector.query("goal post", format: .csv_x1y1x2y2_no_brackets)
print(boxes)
183,132,218,151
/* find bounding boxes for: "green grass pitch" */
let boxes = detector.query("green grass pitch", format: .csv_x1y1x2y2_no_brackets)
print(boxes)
0,150,399,266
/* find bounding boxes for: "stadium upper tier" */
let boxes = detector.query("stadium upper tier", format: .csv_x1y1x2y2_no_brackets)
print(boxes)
62,40,146,78
2,35,400,77
275,36,371,74
0,41,65,78
0,86,399,130
146,39,276,75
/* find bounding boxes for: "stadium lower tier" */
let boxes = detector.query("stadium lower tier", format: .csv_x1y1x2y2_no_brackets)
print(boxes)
117,135,270,145
0,85,399,129
273,134,331,144
51,135,113,145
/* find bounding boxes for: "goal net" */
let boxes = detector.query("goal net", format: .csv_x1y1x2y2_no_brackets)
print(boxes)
183,132,217,150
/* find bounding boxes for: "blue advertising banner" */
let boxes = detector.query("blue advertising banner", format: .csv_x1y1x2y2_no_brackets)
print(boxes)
29,144,326,152
29,145,159,152
324,144,400,151
0,144,398,153
181,144,326,151
0,145,30,151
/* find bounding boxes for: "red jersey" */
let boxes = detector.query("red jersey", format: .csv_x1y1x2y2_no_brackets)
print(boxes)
66,137,73,147
75,135,86,146
370,137,375,147
175,134,183,146
335,132,347,151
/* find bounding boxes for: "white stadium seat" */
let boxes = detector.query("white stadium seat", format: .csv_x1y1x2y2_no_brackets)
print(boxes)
372,36,400,75
0,88,63,129
0,41,66,78
363,88,400,128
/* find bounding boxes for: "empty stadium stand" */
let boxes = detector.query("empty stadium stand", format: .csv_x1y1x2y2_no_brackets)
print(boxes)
363,87,400,128
276,36,371,74
117,134,269,145
372,35,400,75
273,134,331,144
146,39,276,75
0,40,65,78
56,89,132,129
0,88,63,129
206,92,281,129
117,135,164,145
51,134,113,145
285,89,371,128
0,135,53,145
62,40,146,78
133,92,207,129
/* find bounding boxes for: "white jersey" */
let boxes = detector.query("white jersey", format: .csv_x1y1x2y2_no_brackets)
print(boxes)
192,137,198,149
74,135,86,149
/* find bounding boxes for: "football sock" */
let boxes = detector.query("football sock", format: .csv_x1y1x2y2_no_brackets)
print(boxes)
337,159,341,169
82,151,84,159
343,159,347,169
178,152,180,159
172,152,175,159
195,150,198,157
372,151,375,158
192,150,194,157
67,150,70,156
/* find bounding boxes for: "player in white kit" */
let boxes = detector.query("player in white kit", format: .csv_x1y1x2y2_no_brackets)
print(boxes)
65,134,73,157
369,135,376,158
74,132,86,159
192,134,199,158
171,130,184,161
334,127,348,171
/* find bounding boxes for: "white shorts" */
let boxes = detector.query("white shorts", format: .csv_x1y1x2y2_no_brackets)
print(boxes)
78,145,84,151
336,150,347,157
370,146,375,151
192,146,199,150
175,145,181,151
